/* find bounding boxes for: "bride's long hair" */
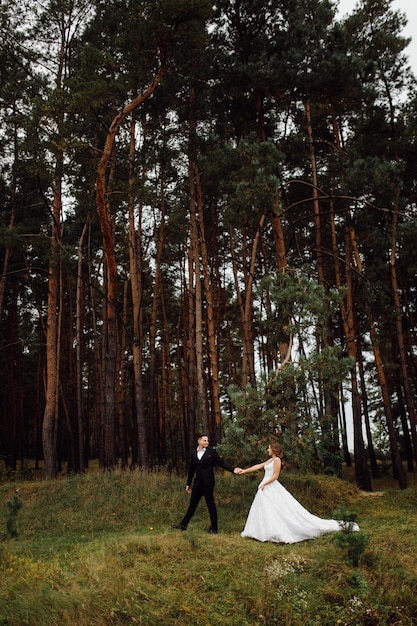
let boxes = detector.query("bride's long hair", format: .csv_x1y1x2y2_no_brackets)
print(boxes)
270,442,286,468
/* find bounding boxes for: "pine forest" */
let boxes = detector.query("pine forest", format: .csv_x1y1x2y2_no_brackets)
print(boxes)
1,0,417,491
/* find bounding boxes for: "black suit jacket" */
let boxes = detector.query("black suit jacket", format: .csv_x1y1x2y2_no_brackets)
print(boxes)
186,447,235,488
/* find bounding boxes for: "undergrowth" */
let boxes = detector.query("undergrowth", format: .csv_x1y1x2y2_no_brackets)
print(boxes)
0,468,416,625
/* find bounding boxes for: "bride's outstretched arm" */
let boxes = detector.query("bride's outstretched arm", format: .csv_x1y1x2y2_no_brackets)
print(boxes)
239,461,266,474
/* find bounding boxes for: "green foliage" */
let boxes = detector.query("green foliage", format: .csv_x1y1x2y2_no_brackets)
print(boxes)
218,409,261,467
331,505,359,529
223,139,282,219
221,269,355,472
5,493,23,538
331,506,369,567
333,530,370,567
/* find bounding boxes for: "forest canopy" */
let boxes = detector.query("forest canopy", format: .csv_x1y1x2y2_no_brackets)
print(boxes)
0,0,416,490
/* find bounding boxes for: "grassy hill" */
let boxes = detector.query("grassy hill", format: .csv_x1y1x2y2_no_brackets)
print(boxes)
1,467,417,625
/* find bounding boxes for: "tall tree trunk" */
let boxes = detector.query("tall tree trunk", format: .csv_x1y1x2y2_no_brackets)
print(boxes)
76,222,88,473
160,287,172,464
95,62,166,469
149,168,167,463
344,216,372,491
187,87,208,435
42,167,62,479
229,216,265,388
305,99,325,285
88,234,103,467
356,337,380,478
117,279,129,468
390,192,416,474
127,118,147,468
0,104,17,321
339,384,352,467
330,196,371,489
346,204,407,488
394,371,414,472
380,63,412,481
255,88,289,364
184,257,198,448
306,99,342,472
189,158,207,433
194,165,222,441
41,20,69,479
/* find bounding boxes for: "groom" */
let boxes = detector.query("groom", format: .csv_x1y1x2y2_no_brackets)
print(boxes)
172,434,242,534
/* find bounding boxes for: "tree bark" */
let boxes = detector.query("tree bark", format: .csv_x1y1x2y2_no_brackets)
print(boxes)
389,193,416,476
330,199,371,490
194,165,222,441
42,168,62,479
95,61,166,469
188,159,207,433
127,117,147,468
117,278,129,468
229,216,265,388
346,203,407,488
149,167,167,463
76,221,88,472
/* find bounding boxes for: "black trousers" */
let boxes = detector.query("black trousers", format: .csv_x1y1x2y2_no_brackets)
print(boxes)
180,483,217,530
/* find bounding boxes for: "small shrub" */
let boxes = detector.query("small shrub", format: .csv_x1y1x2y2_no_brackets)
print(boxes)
332,505,359,531
330,506,369,566
334,531,369,566
6,493,23,538
347,571,369,594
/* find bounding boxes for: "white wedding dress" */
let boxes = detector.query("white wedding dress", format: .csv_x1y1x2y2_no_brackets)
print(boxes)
241,461,359,543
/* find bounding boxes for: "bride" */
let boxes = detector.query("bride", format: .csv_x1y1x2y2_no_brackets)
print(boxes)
239,442,359,543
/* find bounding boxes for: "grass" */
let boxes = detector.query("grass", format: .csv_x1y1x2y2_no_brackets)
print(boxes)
1,467,417,625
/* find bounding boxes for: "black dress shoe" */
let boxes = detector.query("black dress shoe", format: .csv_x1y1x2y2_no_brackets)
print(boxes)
208,528,217,534
172,523,186,530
